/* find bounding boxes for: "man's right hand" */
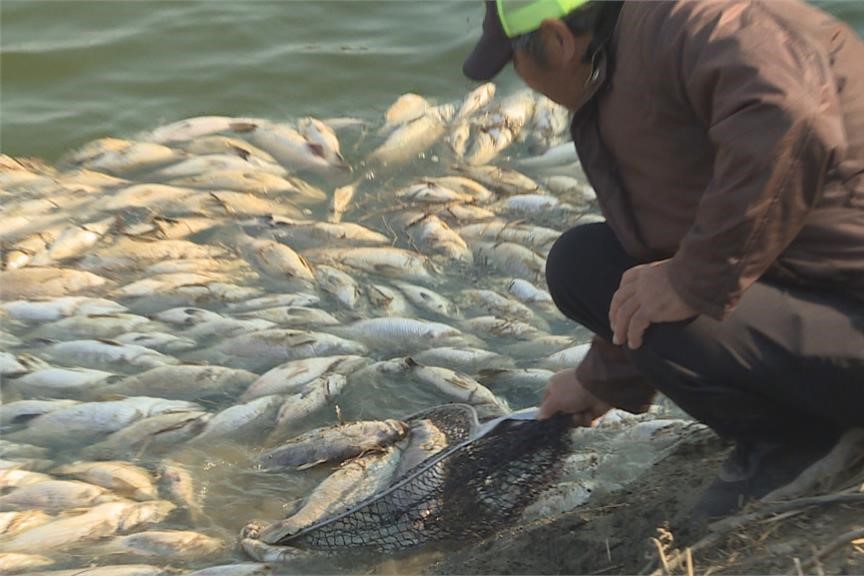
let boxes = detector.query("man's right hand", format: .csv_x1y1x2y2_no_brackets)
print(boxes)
537,368,612,427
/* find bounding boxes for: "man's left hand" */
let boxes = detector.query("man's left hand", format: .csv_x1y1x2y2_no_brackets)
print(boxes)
609,259,699,349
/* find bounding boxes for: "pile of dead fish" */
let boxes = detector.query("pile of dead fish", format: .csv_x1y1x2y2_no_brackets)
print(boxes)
0,82,686,575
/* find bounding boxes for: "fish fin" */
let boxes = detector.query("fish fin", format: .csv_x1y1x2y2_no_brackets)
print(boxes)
294,459,328,471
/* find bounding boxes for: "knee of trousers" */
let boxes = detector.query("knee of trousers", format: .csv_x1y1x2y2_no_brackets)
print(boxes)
545,222,618,308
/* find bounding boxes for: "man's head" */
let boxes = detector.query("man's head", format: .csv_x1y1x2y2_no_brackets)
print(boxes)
463,0,613,109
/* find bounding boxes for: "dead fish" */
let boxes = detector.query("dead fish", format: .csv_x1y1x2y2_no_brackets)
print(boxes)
68,138,181,175
29,313,154,340
142,115,266,143
458,220,560,252
379,92,430,134
259,419,408,470
539,342,591,371
506,278,553,304
52,460,157,501
8,397,201,447
203,329,367,371
0,552,54,573
365,283,412,316
28,217,114,266
304,247,432,282
113,331,198,353
236,305,340,327
335,317,463,351
263,216,390,250
516,140,579,168
329,181,358,224
369,113,446,167
401,212,473,263
235,235,315,282
152,153,286,180
227,293,320,312
0,479,118,511
0,400,80,429
9,367,118,397
267,374,349,441
242,355,368,401
239,122,346,174
392,281,459,318
169,170,304,195
0,352,49,377
0,470,52,491
174,134,278,164
113,273,226,299
83,410,211,459
454,288,536,322
404,359,509,415
0,510,53,537
473,241,546,283
194,395,283,442
258,445,403,543
158,459,203,521
99,183,198,211
452,164,540,195
0,267,109,300
101,529,223,558
411,346,516,373
456,82,496,120
98,365,258,402
78,238,226,273
298,117,350,171
43,339,178,370
314,264,361,309
500,193,575,214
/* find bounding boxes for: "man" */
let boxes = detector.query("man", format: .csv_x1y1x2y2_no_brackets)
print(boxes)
463,0,864,519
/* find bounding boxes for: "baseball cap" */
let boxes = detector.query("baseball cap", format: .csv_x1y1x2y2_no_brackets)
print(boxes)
463,0,590,81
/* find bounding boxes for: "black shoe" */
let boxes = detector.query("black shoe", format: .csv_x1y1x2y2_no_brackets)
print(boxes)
692,437,836,524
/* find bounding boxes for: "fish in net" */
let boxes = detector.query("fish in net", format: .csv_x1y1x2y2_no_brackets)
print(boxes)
241,404,573,561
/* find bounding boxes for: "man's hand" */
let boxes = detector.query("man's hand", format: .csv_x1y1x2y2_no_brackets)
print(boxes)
537,368,612,427
609,259,698,350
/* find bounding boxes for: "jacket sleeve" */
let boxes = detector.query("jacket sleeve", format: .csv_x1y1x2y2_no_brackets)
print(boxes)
576,337,655,414
660,2,847,319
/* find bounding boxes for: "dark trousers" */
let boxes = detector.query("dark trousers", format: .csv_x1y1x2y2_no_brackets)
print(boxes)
545,223,864,444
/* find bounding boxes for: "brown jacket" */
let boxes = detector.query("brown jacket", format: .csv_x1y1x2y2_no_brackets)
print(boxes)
569,0,864,413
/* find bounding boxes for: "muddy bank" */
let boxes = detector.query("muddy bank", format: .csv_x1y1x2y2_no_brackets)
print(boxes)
425,430,864,575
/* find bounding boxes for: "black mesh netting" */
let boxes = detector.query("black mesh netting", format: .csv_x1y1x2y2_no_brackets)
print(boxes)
264,405,573,553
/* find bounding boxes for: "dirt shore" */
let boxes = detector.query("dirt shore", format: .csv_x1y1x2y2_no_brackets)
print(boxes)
425,430,864,575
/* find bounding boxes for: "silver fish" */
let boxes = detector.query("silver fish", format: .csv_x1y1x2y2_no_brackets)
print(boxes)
258,445,403,543
0,479,118,511
243,355,368,401
268,374,349,441
52,460,157,501
99,366,257,401
102,529,223,558
259,419,408,470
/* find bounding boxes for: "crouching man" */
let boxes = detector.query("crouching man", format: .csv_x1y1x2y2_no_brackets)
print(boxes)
463,0,864,519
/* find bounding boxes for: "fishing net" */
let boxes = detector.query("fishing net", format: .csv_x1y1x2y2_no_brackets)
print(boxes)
263,403,573,553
